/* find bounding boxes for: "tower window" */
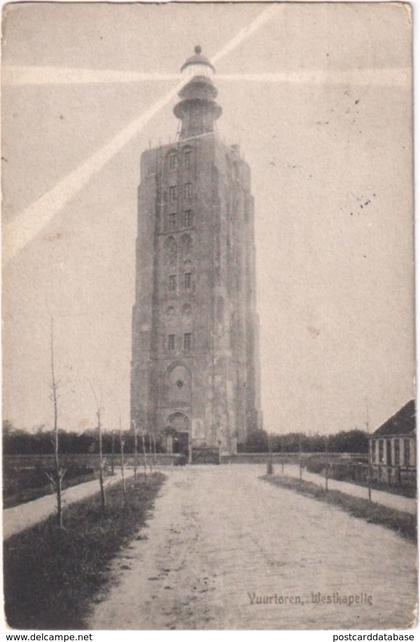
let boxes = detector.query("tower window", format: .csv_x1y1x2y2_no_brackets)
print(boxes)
184,183,192,200
184,150,192,169
184,333,192,352
169,275,176,291
168,334,175,352
184,210,193,227
169,185,177,202
169,213,177,230
184,272,192,290
169,153,177,170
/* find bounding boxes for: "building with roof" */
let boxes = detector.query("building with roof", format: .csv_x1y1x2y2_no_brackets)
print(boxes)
130,46,262,459
369,399,416,485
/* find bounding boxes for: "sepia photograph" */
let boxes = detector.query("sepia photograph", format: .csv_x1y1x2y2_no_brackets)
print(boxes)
1,1,417,631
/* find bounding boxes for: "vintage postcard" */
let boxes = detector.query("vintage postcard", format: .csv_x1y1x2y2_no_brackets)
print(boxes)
2,1,416,631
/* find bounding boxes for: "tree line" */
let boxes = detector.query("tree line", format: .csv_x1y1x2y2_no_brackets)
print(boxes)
3,421,165,455
4,422,368,455
238,428,369,453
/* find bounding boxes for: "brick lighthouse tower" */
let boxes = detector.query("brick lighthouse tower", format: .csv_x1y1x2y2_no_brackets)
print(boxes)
131,46,261,458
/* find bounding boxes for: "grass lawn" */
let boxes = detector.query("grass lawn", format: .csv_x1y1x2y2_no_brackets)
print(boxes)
262,474,416,543
3,461,102,508
4,472,166,629
3,470,99,508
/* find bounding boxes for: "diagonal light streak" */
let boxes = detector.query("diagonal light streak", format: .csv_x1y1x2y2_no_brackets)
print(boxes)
211,3,281,64
4,3,280,264
3,80,185,264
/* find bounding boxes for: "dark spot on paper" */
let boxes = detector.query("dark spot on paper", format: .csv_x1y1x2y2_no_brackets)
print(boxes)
44,232,63,242
307,326,321,338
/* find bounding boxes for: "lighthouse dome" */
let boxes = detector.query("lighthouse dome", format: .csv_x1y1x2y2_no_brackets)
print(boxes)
180,45,215,79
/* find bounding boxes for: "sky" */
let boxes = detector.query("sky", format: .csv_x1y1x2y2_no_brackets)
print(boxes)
2,2,414,435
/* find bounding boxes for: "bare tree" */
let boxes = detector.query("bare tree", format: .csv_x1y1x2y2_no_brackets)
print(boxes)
266,432,273,475
88,380,106,514
141,431,148,480
152,432,157,468
298,433,303,481
111,429,115,475
132,420,138,483
119,417,126,501
280,435,285,475
47,317,65,529
148,433,153,472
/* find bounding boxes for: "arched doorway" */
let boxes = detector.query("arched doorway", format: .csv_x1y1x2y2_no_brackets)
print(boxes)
166,412,190,457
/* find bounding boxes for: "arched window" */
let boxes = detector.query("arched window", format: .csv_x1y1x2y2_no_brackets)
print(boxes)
168,212,177,230
167,411,189,431
168,275,176,292
184,210,193,228
184,183,192,200
168,334,176,352
184,149,192,169
164,236,177,266
183,333,192,352
169,185,177,202
168,152,177,170
167,365,192,404
182,303,192,319
180,233,192,258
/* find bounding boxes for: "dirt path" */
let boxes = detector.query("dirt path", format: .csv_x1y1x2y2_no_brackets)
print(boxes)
3,471,134,539
88,465,416,629
282,464,416,514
